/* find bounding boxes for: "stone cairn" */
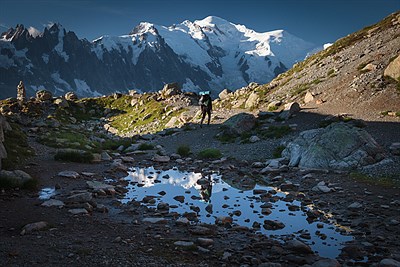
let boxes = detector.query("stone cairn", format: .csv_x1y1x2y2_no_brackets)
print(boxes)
17,81,26,103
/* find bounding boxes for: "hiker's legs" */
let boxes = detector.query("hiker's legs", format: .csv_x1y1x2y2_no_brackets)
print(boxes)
207,110,211,125
200,111,206,127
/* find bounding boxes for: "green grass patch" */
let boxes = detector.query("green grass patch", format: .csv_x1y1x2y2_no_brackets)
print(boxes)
101,138,132,151
20,178,39,190
54,150,94,163
2,123,34,170
272,145,286,158
311,78,322,85
215,129,237,143
198,148,222,159
267,105,279,112
177,145,191,157
292,83,310,96
38,130,93,150
350,172,400,187
259,126,292,139
327,69,335,76
240,132,252,143
0,173,38,189
138,143,154,150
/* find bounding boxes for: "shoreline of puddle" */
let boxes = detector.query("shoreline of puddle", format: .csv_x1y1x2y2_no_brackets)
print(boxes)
112,166,354,259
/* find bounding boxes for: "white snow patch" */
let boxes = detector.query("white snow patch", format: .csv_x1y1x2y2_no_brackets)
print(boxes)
84,16,318,92
323,43,333,49
182,78,201,93
28,27,41,38
74,79,101,97
53,28,69,62
51,72,72,90
92,35,149,64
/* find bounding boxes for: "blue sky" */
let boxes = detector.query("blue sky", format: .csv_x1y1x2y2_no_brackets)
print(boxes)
1,0,399,45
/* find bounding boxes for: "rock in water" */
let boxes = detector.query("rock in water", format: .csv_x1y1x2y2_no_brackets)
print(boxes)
286,240,313,254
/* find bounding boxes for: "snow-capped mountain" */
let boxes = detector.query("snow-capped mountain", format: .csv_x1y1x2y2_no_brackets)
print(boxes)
0,16,319,98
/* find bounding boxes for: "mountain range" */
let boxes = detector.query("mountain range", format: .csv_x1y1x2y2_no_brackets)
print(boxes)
0,16,320,99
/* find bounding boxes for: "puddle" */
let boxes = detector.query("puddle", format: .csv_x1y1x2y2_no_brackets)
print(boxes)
38,187,56,200
117,167,353,258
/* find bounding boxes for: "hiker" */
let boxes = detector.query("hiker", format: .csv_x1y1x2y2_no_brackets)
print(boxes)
200,175,212,203
199,91,212,127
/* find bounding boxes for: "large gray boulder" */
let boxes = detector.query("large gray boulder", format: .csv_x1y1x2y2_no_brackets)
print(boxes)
221,113,256,135
244,92,259,109
65,91,78,101
35,90,53,102
160,83,182,98
279,102,300,120
282,123,385,170
0,170,33,187
384,54,400,80
218,89,232,100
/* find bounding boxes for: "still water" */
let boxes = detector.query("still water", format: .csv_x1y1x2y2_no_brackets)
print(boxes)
118,166,352,258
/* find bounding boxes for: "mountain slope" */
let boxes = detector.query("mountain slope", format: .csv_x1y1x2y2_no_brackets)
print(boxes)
219,11,400,121
0,17,318,99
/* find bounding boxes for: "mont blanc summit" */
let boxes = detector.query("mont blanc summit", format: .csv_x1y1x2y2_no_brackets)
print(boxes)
0,16,318,98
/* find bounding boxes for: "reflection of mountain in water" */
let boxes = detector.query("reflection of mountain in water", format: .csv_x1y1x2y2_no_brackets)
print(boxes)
119,166,352,258
126,166,203,189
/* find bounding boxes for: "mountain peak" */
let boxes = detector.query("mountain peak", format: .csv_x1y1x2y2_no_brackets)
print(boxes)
194,16,231,27
130,22,157,35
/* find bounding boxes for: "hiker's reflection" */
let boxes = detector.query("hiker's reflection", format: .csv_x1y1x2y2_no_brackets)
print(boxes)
200,175,213,203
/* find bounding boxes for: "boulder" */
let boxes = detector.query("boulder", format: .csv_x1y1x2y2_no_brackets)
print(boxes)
304,91,315,103
65,91,78,101
267,100,282,111
20,221,48,235
379,258,400,267
389,142,400,155
282,123,385,170
160,83,182,98
152,154,170,163
218,89,232,100
362,63,377,72
53,98,69,108
35,90,52,101
279,102,300,120
221,113,256,135
384,54,400,80
244,92,259,109
58,171,80,179
0,170,33,187
286,240,313,254
66,192,92,203
248,82,260,89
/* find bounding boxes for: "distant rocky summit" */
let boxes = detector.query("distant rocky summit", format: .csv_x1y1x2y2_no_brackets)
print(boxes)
0,17,318,99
